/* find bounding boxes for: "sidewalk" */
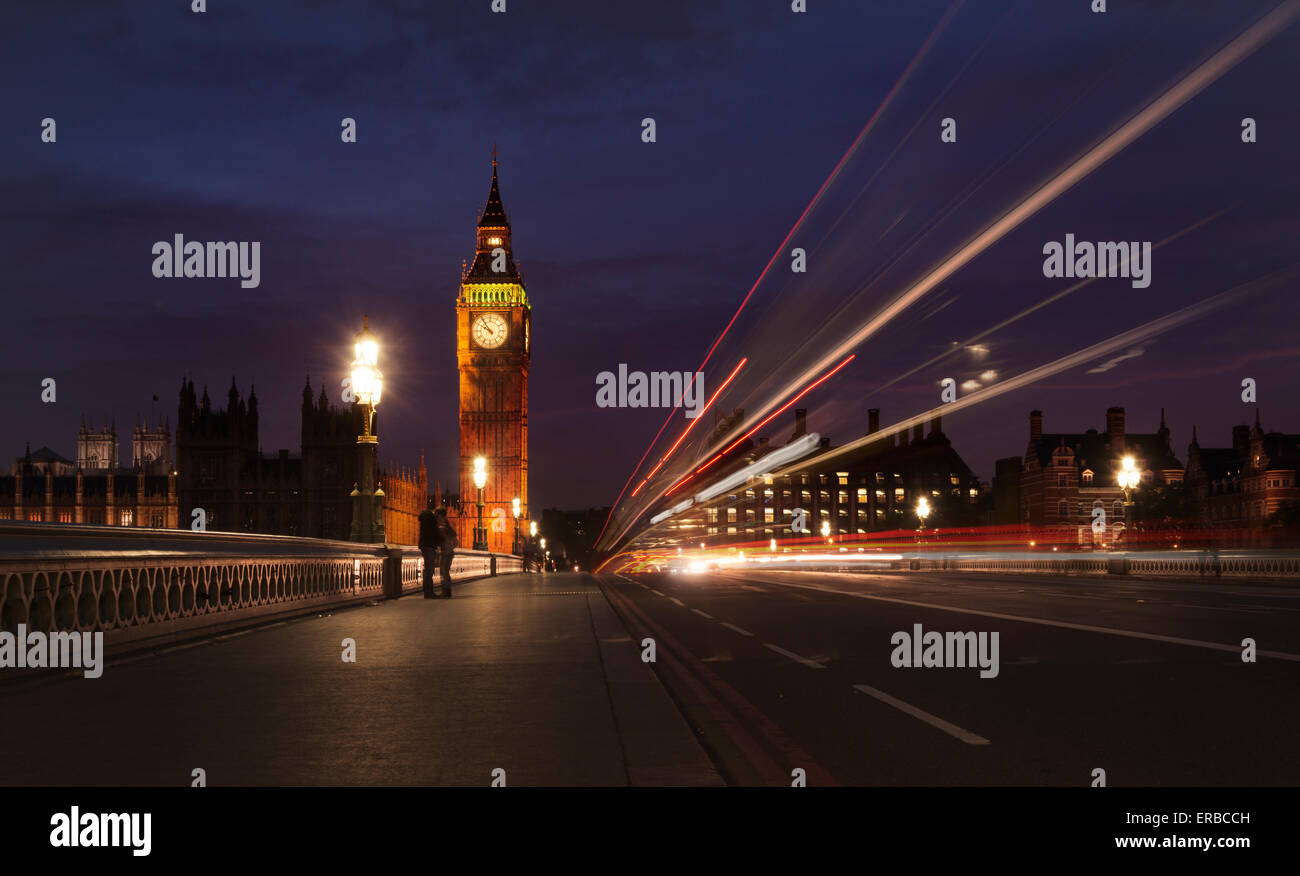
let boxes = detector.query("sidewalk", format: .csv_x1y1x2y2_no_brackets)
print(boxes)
0,572,722,786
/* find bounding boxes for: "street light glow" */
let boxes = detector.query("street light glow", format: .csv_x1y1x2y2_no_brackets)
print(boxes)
512,496,520,519
1118,456,1141,490
473,456,487,490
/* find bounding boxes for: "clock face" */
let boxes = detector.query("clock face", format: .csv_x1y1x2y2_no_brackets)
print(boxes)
472,313,508,348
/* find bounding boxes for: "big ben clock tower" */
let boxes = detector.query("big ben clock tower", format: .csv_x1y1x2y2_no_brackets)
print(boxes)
456,149,530,553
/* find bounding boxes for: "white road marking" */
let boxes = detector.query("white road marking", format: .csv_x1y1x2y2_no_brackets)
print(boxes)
853,684,990,745
763,643,826,669
740,574,1300,662
649,589,665,597
691,608,715,619
669,597,687,607
1170,602,1268,613
212,630,251,642
156,640,210,655
720,622,754,637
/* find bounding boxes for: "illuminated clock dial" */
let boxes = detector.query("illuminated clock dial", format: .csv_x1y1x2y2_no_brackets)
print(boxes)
472,313,508,348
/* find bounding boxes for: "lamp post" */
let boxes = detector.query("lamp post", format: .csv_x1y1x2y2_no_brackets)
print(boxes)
540,537,547,572
473,456,488,550
1118,456,1140,508
529,520,538,572
512,496,521,557
348,316,385,544
915,496,930,547
1117,456,1141,547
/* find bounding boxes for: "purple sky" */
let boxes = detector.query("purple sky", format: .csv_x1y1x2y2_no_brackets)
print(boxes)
2,1,1297,518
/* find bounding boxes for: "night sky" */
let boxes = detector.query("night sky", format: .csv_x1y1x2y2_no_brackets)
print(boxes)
3,1,1298,520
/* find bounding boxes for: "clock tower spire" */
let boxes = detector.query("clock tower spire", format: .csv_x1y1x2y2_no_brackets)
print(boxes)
455,150,531,553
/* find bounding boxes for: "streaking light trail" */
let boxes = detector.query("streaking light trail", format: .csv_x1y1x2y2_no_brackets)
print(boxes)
596,3,966,544
726,0,1300,446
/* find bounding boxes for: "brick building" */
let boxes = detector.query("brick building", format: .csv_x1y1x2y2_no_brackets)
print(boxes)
1014,406,1183,542
671,407,982,547
1185,412,1300,527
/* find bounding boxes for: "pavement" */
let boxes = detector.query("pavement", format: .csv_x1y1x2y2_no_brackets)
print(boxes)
600,568,1300,786
0,572,721,787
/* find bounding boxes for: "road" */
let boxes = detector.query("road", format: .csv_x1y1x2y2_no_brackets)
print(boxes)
598,569,1300,786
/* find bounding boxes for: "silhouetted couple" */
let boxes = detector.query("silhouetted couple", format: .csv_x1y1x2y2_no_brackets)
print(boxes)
419,501,458,598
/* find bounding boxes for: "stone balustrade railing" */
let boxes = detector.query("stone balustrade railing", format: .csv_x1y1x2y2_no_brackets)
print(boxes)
0,522,524,648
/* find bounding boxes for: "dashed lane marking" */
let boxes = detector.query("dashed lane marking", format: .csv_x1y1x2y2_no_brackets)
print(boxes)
763,643,826,669
719,622,754,637
853,683,990,746
691,608,715,619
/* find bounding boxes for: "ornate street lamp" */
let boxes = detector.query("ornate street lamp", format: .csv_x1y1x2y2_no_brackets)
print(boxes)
473,456,488,550
1118,456,1140,507
512,496,521,556
915,496,931,547
348,316,385,543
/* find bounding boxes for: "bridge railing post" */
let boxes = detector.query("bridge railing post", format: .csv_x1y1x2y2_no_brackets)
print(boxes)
382,546,404,599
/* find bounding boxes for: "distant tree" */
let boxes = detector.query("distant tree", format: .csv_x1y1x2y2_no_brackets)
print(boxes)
1131,479,1192,526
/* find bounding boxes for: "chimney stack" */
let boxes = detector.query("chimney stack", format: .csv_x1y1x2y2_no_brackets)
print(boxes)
912,423,924,444
1232,424,1250,455
1029,410,1043,441
794,408,807,437
1106,406,1125,452
930,414,942,436
868,408,880,434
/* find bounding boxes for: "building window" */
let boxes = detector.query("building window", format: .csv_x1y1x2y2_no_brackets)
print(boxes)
837,472,849,486
58,510,72,523
894,488,904,502
1113,501,1123,519
151,512,164,528
857,488,868,502
1057,474,1068,487
764,508,774,523
726,508,737,523
1057,501,1068,518
1082,469,1094,484
27,510,43,522
120,509,134,527
950,475,960,485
